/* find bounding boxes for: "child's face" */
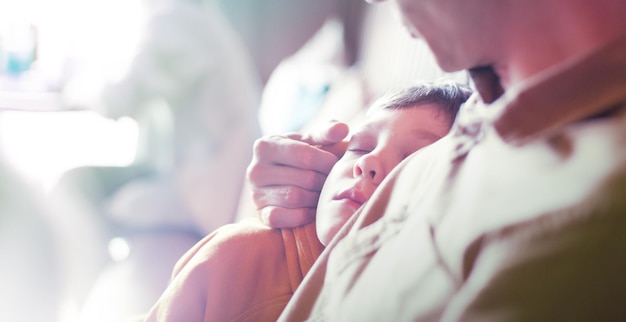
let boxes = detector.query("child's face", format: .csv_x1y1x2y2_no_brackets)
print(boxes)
316,104,451,245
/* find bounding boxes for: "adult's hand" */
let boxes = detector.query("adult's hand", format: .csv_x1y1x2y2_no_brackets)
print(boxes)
247,121,349,228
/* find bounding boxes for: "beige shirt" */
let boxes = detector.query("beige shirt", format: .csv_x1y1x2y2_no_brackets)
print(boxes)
280,34,626,321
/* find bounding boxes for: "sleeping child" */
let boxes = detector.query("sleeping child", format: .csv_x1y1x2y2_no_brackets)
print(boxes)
142,80,472,322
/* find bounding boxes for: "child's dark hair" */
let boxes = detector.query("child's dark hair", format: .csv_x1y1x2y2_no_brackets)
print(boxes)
369,80,473,126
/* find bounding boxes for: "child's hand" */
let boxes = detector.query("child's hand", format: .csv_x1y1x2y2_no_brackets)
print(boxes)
247,121,349,228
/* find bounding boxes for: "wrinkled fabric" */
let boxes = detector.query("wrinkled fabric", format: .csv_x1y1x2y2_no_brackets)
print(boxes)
280,33,626,322
144,219,323,322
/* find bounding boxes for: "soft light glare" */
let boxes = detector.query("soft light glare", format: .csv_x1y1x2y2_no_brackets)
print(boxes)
108,237,130,262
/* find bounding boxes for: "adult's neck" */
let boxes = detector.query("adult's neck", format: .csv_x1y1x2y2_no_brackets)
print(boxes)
494,0,626,89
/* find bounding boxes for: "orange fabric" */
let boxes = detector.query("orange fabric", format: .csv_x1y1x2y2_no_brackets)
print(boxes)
282,223,326,292
144,219,324,322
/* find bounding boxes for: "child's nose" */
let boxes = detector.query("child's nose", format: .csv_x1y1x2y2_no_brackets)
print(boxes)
353,153,384,185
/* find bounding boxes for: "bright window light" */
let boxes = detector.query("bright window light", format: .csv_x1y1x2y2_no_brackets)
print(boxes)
0,111,139,190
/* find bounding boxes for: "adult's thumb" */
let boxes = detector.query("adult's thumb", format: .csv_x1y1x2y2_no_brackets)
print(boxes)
299,120,349,146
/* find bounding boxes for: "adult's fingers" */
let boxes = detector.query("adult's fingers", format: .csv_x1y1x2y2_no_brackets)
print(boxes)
252,135,340,175
287,121,349,149
258,206,316,228
246,121,350,228
251,185,321,210
318,140,348,159
247,163,328,192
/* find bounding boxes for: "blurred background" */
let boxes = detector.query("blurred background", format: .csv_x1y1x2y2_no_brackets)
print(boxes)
0,0,465,321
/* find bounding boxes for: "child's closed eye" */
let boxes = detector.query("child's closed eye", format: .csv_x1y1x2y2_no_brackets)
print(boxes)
346,147,371,155
345,132,375,156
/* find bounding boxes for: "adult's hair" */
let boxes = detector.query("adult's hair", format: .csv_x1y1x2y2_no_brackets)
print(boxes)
370,80,473,126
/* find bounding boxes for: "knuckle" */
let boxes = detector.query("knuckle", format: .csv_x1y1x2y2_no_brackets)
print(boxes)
252,138,268,155
246,163,261,181
251,189,268,208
